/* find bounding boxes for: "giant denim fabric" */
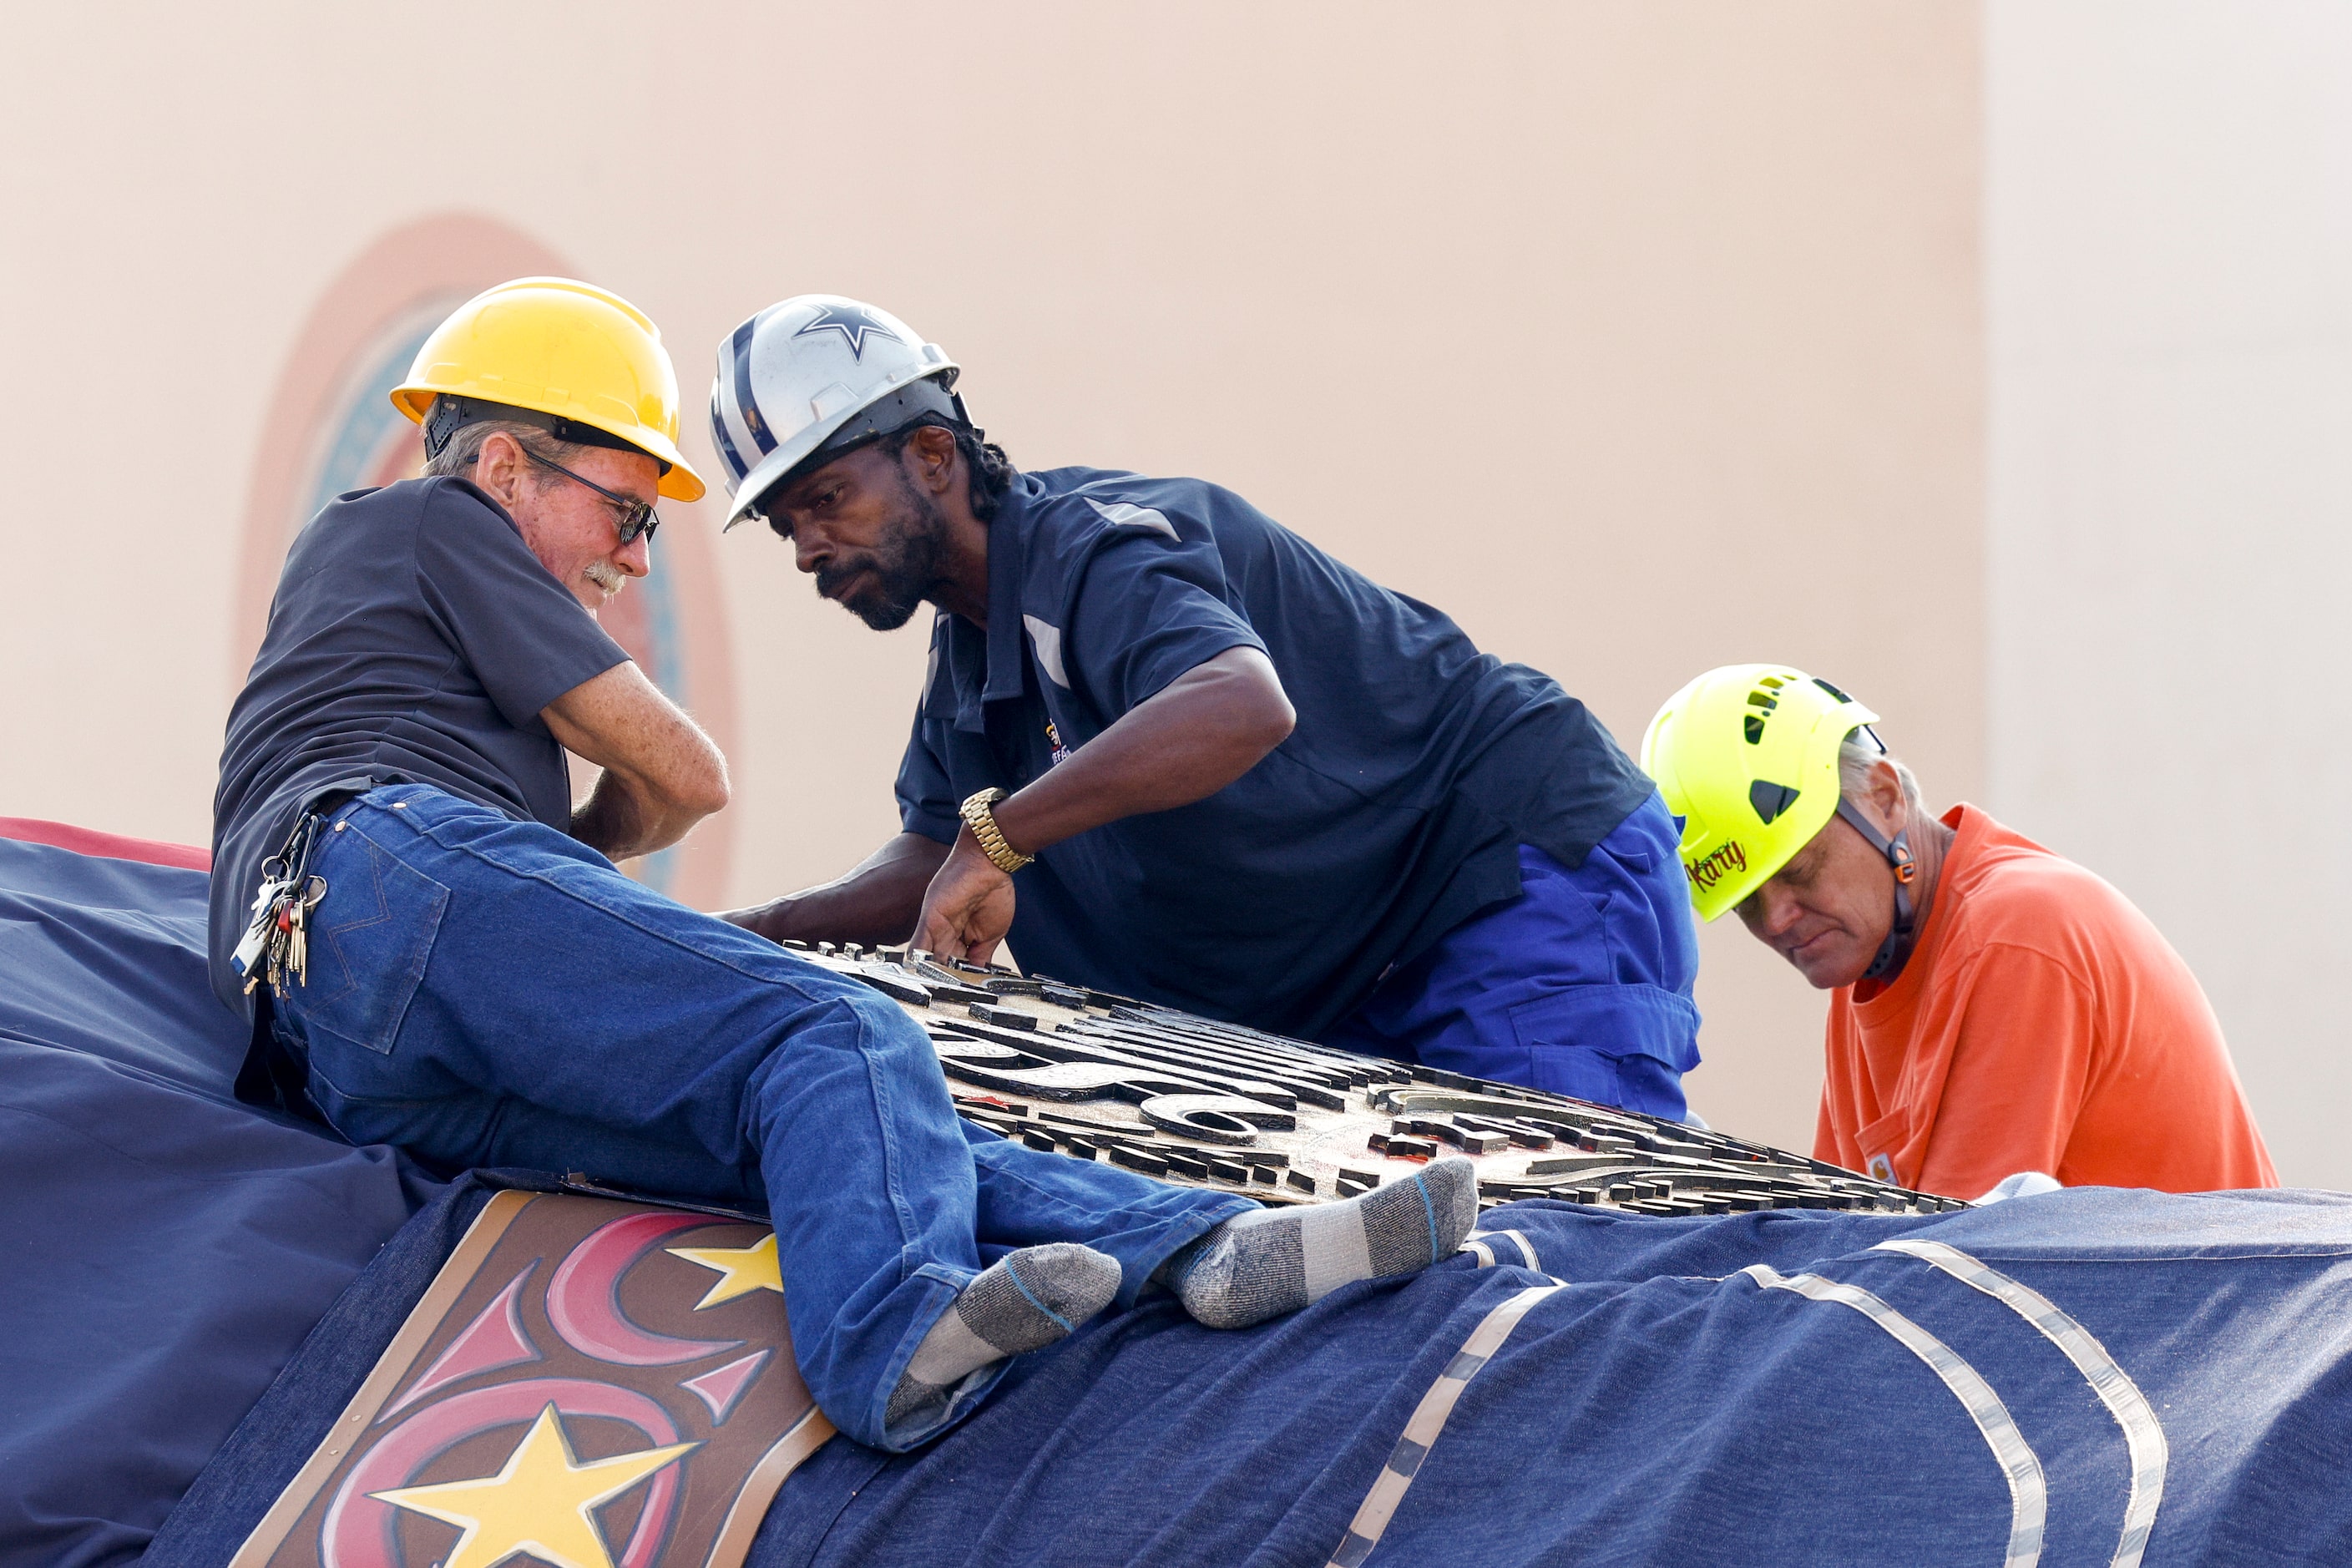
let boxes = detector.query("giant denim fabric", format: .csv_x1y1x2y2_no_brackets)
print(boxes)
736,1189,2352,1568
0,834,432,1568
1319,793,1702,1120
275,784,1251,1449
138,1171,544,1568
150,1181,2352,1567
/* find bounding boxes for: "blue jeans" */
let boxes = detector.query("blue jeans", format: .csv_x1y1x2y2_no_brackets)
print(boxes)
1319,794,1702,1120
269,785,1250,1449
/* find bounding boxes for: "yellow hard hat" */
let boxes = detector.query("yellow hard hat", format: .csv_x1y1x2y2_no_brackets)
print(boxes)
391,277,706,503
1640,664,1881,921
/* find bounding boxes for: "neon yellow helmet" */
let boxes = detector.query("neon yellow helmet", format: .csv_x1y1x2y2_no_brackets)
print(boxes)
1640,664,1881,921
391,277,707,502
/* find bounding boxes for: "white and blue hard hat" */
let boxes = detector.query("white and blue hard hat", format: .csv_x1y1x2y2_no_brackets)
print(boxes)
709,294,964,531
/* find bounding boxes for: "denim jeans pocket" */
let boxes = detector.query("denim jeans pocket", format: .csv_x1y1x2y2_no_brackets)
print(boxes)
300,831,451,1056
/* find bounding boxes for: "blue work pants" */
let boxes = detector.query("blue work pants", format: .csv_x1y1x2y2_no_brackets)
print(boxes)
268,786,1250,1449
1320,793,1702,1120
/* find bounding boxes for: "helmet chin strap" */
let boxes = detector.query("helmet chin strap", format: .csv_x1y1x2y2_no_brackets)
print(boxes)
1834,797,1920,982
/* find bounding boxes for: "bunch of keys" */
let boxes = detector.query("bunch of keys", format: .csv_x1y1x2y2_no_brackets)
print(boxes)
236,872,328,995
234,815,331,996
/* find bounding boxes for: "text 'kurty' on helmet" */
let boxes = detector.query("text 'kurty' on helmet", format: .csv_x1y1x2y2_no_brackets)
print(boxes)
391,277,706,502
1640,664,1883,921
708,295,966,532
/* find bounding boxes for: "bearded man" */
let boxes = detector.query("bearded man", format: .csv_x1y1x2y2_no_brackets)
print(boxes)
716,296,1704,1120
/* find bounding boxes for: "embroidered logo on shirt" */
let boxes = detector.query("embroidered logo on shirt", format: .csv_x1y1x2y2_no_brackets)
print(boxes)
1045,719,1072,766
1685,840,1748,893
1866,1153,1896,1182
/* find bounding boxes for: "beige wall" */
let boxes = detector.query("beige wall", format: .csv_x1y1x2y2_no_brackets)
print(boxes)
1987,0,2352,1186
0,3,1985,1154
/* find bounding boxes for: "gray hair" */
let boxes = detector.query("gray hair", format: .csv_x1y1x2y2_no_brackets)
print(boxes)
420,418,588,483
1839,728,1921,807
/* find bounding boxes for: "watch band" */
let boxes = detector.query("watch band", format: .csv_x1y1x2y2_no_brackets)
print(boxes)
958,787,1034,874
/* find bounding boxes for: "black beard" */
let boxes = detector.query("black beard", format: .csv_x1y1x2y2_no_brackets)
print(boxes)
814,480,947,630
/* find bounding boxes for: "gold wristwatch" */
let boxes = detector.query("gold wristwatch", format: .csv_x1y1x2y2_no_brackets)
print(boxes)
958,787,1034,874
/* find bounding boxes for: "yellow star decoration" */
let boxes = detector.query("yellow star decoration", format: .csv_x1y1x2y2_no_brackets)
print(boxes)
665,1232,783,1309
370,1404,698,1568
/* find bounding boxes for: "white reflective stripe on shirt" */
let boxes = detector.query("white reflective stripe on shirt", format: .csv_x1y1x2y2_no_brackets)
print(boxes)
1084,496,1179,539
1021,615,1070,689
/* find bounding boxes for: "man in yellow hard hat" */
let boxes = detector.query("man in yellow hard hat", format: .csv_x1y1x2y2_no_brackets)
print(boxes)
208,279,1474,1454
1641,665,2276,1200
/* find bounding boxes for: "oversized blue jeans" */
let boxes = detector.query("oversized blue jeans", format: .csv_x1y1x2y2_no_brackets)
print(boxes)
1319,793,1703,1120
269,786,1252,1450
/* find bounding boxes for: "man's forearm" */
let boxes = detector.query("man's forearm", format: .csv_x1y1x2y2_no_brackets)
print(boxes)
724,831,948,944
543,663,731,864
572,767,703,862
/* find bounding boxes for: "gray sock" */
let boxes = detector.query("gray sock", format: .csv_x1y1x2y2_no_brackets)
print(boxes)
1171,1156,1479,1330
886,1243,1122,1429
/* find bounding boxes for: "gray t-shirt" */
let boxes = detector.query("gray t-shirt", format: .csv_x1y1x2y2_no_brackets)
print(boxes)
209,477,628,1014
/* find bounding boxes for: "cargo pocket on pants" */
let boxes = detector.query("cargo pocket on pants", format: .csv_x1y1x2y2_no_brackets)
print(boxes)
1508,984,1702,1117
298,833,451,1057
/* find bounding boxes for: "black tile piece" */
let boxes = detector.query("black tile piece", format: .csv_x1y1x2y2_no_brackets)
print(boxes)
1285,1169,1318,1194
849,968,932,1006
982,976,1045,998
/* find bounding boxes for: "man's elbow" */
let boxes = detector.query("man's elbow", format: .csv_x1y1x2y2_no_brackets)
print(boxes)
676,751,732,820
1249,692,1297,756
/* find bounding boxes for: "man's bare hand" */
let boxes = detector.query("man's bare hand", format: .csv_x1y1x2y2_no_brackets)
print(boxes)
913,830,1019,964
722,832,949,947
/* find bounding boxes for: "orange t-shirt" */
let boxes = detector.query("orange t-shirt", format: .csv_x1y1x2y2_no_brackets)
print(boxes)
1816,803,2276,1199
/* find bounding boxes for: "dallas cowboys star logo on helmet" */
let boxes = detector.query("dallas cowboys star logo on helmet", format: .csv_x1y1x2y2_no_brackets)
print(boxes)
793,302,902,362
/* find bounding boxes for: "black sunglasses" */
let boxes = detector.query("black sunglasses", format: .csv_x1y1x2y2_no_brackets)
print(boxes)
518,448,661,544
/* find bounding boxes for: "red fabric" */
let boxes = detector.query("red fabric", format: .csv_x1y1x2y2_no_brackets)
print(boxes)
0,816,212,872
1816,804,2276,1198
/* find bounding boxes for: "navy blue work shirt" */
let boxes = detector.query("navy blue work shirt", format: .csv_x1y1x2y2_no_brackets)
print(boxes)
897,467,1655,1038
210,477,628,1018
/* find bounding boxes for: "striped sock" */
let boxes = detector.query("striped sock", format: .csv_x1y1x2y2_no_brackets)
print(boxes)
1171,1157,1478,1330
885,1243,1121,1429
